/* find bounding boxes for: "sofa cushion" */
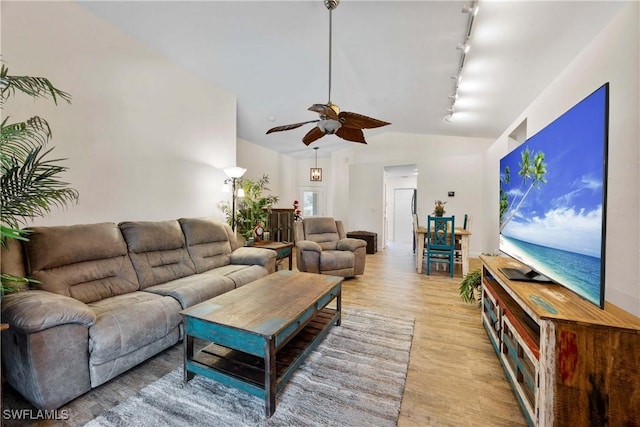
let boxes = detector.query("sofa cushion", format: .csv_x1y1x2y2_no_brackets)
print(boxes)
303,217,340,250
144,274,235,309
178,217,233,273
120,220,196,289
204,264,269,288
87,292,182,366
24,223,139,303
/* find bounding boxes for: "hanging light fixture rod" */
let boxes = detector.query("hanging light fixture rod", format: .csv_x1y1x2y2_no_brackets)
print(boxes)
325,0,339,106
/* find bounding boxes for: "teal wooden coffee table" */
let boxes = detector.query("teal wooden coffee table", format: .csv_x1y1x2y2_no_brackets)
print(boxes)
180,270,342,416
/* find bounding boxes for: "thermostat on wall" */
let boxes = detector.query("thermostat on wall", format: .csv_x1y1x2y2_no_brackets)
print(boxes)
448,191,455,197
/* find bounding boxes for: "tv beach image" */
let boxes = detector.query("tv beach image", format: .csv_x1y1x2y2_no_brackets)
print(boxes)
499,84,607,307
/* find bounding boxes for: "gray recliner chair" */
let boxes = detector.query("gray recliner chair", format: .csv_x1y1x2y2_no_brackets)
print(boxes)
293,217,367,277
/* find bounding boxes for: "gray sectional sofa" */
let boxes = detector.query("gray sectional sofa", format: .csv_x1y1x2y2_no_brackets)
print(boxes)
0,217,276,410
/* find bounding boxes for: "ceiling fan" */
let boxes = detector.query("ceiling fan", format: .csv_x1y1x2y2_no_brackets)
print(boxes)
266,0,391,146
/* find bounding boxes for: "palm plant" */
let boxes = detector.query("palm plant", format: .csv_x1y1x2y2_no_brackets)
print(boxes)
219,174,279,239
459,269,482,305
0,64,79,294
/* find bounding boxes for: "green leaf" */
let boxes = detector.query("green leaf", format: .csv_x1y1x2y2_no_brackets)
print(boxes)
0,64,71,105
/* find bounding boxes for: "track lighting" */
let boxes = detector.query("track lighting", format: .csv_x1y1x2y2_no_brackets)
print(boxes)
446,1,479,123
456,43,470,54
462,1,478,15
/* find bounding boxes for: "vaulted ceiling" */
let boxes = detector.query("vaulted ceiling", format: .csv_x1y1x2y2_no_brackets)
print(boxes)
80,1,625,158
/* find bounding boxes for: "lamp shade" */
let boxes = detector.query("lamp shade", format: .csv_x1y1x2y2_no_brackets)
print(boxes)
224,166,247,179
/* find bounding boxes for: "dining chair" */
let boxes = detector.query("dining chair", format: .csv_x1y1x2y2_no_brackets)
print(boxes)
455,214,471,262
426,215,456,277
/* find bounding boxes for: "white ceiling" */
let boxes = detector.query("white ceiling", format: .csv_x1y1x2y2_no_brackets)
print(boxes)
79,1,625,159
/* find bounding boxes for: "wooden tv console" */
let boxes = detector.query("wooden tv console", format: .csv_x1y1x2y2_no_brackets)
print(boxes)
480,255,640,426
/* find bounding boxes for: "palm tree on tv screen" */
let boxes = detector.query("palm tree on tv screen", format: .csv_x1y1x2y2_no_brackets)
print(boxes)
500,147,547,232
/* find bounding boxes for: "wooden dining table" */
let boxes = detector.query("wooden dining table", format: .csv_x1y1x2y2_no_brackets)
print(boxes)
416,226,472,276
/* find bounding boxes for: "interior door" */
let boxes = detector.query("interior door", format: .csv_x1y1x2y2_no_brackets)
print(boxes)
393,188,414,242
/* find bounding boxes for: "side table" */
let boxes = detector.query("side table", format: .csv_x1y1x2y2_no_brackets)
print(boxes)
254,241,294,270
346,231,377,254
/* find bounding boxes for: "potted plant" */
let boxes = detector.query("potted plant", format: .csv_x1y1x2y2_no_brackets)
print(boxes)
219,174,279,241
459,269,482,305
433,200,447,217
0,64,79,295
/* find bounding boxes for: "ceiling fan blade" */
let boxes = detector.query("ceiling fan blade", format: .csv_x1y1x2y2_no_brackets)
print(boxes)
336,127,367,144
302,127,326,146
266,120,319,134
339,111,391,129
308,104,339,120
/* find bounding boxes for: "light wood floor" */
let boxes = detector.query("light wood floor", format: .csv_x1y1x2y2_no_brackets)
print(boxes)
2,242,526,426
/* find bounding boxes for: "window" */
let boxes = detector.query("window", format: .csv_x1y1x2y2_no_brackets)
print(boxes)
300,188,324,217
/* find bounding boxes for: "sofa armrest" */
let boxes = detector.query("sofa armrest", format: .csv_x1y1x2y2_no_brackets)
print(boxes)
231,247,276,267
1,290,96,334
337,238,367,252
296,240,323,253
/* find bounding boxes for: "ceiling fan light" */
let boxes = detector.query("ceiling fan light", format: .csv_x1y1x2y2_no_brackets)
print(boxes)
318,119,342,134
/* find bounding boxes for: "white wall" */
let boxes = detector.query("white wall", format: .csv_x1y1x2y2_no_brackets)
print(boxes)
485,3,639,315
236,138,295,210
2,2,237,225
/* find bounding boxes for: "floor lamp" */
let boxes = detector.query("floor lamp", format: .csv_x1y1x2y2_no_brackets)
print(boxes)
223,167,246,232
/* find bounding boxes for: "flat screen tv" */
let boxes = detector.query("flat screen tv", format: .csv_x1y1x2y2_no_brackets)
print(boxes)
499,83,609,309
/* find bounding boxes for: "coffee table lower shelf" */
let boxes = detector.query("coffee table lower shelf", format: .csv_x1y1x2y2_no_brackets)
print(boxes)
184,307,339,415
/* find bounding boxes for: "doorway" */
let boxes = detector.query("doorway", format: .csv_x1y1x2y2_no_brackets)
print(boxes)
383,164,418,245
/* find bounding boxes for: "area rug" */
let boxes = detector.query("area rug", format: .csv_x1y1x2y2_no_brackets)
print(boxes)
85,308,414,427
